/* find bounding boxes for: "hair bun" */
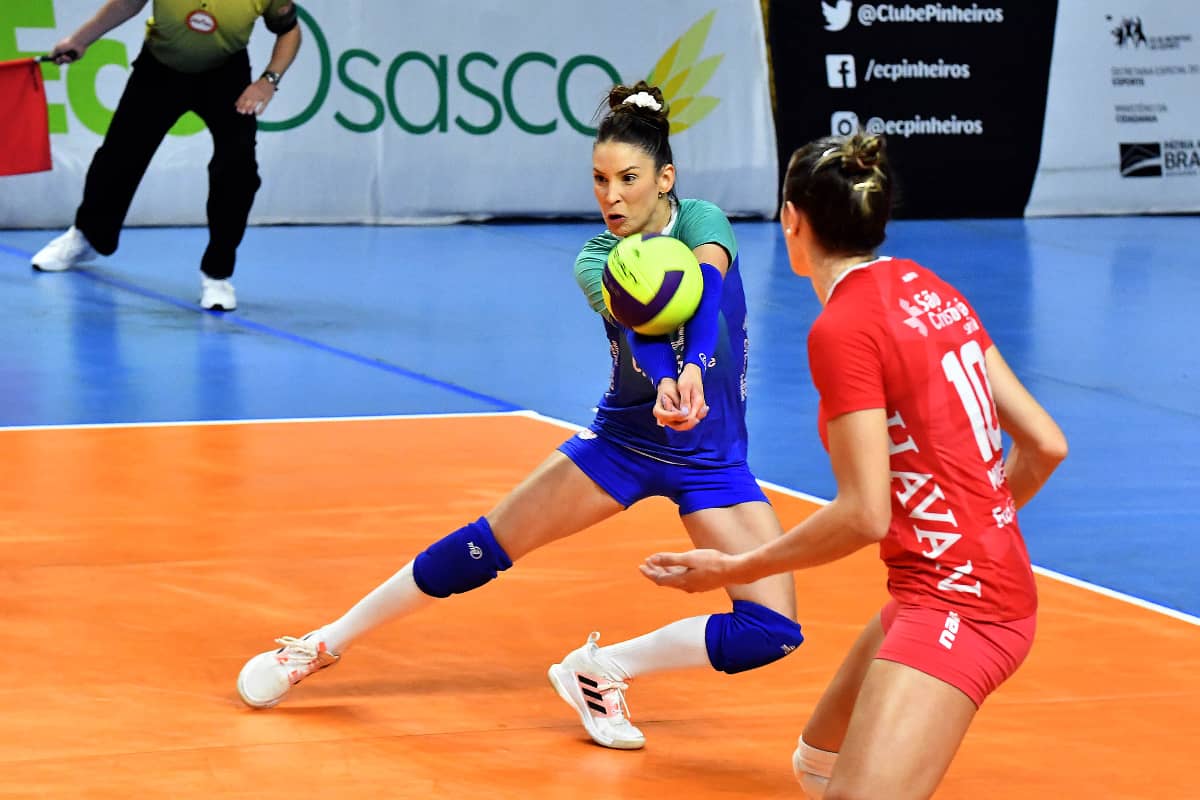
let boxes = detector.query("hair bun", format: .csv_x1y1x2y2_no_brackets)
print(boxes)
608,81,668,117
846,135,884,172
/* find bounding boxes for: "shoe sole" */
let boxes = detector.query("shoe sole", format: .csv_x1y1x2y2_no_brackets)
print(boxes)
31,250,95,273
236,662,285,709
547,663,645,750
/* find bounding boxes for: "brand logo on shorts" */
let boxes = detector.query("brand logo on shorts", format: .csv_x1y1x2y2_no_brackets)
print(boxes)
186,10,218,34
578,430,597,440
467,542,483,560
938,610,961,650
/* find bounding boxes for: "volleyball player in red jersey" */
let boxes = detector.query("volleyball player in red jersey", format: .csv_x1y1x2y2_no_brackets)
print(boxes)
640,131,1068,800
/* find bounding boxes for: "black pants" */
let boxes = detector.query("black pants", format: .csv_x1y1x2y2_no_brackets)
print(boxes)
75,47,261,280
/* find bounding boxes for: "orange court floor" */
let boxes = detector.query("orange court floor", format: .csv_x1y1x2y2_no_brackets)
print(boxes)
2,413,1196,799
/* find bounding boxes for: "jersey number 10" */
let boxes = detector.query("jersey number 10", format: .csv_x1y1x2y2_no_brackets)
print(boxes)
941,340,1002,463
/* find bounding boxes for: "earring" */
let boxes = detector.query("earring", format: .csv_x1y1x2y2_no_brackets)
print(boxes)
785,227,793,235
658,191,665,198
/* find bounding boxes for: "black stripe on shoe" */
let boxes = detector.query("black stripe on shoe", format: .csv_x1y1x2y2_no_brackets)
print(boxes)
586,701,606,714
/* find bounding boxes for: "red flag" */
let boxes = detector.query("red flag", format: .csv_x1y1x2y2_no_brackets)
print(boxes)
0,58,52,176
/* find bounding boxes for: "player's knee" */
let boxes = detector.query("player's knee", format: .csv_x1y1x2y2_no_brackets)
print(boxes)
793,737,838,800
412,517,513,598
704,600,803,674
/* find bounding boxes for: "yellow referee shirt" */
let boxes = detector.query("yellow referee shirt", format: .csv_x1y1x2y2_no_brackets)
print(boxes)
144,0,296,73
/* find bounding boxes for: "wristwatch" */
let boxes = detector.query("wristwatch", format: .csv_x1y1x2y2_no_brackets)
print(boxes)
262,70,281,89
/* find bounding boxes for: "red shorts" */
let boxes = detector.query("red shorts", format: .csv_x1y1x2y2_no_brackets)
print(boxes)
875,600,1036,707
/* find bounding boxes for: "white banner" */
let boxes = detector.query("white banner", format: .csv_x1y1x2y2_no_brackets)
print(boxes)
1026,0,1200,216
0,0,777,227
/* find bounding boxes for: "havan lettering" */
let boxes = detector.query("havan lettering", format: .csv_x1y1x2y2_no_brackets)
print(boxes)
887,410,982,598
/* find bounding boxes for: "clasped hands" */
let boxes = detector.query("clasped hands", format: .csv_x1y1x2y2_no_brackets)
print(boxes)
654,362,709,431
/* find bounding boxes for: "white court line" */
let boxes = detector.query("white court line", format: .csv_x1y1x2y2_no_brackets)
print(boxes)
5,408,1198,626
1028,565,1200,626
0,410,531,433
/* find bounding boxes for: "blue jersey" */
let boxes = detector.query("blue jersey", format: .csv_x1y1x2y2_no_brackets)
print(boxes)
573,199,750,468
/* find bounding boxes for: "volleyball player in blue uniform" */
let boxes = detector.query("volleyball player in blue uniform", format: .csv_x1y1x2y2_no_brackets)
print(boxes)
236,81,802,750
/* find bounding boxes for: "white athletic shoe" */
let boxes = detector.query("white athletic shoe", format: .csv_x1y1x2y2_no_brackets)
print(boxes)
31,226,97,272
237,632,339,708
548,632,645,750
200,275,237,311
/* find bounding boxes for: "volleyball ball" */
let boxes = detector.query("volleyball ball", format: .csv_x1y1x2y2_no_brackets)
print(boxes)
602,233,702,336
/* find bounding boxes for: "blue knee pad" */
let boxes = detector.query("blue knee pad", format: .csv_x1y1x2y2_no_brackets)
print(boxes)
705,600,804,674
412,517,513,598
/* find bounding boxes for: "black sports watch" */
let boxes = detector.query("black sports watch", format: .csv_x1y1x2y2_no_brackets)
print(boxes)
261,70,281,89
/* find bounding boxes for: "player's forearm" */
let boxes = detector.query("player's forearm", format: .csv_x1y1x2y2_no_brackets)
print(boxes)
264,25,302,76
73,0,147,47
732,499,883,581
1004,440,1066,509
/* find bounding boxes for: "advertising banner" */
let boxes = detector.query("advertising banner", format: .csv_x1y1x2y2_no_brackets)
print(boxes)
0,0,778,227
768,1,1057,218
1025,0,1200,216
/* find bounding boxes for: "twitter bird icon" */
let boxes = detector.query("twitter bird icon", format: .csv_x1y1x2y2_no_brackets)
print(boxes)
822,0,853,31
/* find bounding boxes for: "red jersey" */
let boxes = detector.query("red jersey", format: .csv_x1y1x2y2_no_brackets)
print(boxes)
808,257,1036,620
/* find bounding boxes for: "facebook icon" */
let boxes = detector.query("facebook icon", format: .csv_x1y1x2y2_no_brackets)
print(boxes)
825,54,857,88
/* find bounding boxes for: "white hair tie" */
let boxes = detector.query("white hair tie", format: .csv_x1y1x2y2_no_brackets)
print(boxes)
622,91,663,112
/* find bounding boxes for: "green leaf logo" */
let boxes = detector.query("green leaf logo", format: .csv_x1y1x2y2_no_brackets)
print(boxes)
648,11,723,134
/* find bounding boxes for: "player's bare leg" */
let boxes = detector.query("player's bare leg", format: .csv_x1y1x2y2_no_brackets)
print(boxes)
824,659,976,800
791,614,885,798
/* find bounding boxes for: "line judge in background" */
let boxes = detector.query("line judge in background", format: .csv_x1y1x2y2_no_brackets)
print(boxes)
32,0,302,312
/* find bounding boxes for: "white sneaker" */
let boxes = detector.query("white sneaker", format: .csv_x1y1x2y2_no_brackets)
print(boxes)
31,226,97,272
237,632,339,708
200,275,237,311
548,632,645,750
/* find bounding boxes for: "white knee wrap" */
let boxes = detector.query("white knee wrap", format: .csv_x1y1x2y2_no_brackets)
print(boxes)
792,736,838,800
797,774,829,800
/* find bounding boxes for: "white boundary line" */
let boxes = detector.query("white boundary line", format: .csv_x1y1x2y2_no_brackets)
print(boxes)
1029,565,1200,625
5,408,1197,626
0,410,530,433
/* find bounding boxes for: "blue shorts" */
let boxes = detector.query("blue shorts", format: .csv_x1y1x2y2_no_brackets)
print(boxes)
557,430,769,515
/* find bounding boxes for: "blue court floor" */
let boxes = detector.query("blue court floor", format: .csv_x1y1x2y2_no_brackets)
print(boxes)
0,215,1197,618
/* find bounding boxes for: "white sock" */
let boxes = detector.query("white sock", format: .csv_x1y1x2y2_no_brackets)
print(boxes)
316,562,434,654
598,615,712,679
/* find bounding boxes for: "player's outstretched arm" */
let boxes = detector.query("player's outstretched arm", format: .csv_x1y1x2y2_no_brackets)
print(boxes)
642,408,892,592
985,346,1068,509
